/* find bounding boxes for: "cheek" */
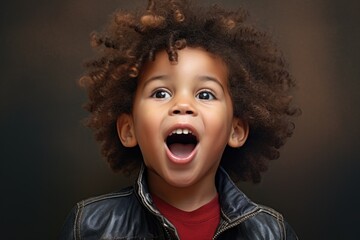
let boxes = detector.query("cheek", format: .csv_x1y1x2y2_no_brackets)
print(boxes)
133,104,162,143
203,105,233,135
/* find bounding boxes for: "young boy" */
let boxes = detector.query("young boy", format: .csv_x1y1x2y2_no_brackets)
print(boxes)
60,0,299,239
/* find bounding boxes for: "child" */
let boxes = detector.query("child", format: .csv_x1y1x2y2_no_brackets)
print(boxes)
60,0,299,239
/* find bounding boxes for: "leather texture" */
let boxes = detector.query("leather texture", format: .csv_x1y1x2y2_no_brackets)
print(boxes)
59,166,298,240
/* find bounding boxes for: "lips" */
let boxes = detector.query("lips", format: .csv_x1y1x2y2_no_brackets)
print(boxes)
165,127,199,164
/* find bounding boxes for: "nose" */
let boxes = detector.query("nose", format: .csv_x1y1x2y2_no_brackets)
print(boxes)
169,100,198,116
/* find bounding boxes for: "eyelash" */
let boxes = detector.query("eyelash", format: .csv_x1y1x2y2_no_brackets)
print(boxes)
150,89,217,100
151,89,172,99
196,90,216,100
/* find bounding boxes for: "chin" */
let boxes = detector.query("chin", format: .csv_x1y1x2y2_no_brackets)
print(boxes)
164,173,198,188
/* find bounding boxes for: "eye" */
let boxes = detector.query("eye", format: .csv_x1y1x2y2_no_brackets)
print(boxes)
151,89,172,99
196,90,216,100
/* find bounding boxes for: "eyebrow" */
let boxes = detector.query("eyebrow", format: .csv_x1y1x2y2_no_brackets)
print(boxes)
142,74,225,91
142,75,169,88
197,75,226,92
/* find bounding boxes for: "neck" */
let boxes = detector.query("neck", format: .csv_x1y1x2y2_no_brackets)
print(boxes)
147,170,218,212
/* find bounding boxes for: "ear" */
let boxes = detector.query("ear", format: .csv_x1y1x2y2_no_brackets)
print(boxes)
228,117,249,148
116,114,138,147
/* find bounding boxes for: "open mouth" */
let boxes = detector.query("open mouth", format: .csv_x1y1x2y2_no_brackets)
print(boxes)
166,129,198,158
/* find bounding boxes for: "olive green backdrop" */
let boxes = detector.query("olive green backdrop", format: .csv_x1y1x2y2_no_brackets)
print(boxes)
1,0,359,239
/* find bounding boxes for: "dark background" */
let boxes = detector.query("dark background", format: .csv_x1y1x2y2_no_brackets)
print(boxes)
1,0,359,239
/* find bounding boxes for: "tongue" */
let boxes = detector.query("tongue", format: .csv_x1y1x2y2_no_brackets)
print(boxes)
169,143,195,158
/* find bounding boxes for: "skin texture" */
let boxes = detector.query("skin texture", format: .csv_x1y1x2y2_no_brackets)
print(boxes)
117,47,248,211
83,0,299,183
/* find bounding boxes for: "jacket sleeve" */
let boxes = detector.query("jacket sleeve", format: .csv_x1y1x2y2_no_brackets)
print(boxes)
284,220,299,240
58,205,78,240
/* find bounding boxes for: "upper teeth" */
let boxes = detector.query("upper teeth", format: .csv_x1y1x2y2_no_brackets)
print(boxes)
170,128,192,135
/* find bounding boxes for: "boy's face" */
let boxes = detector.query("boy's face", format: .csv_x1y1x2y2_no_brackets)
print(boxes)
118,47,248,189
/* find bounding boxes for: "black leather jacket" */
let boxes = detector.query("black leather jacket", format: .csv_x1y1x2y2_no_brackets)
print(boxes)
60,166,298,239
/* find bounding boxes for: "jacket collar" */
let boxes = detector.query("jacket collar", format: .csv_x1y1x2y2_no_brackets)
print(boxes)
215,167,258,222
135,164,258,223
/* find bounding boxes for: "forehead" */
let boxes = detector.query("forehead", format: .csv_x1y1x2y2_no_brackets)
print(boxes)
139,47,229,82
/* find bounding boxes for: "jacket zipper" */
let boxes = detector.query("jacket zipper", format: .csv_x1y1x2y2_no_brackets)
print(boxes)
212,208,261,239
137,165,180,240
161,218,180,240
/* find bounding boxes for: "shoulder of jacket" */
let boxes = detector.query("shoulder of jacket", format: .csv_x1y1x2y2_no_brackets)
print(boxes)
78,186,134,207
73,187,137,233
256,204,285,222
255,205,298,240
64,186,147,239
242,204,289,239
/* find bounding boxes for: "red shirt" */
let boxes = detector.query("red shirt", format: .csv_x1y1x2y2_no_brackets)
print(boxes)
152,194,220,240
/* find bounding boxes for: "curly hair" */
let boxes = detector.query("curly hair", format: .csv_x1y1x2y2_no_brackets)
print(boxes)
80,0,300,183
